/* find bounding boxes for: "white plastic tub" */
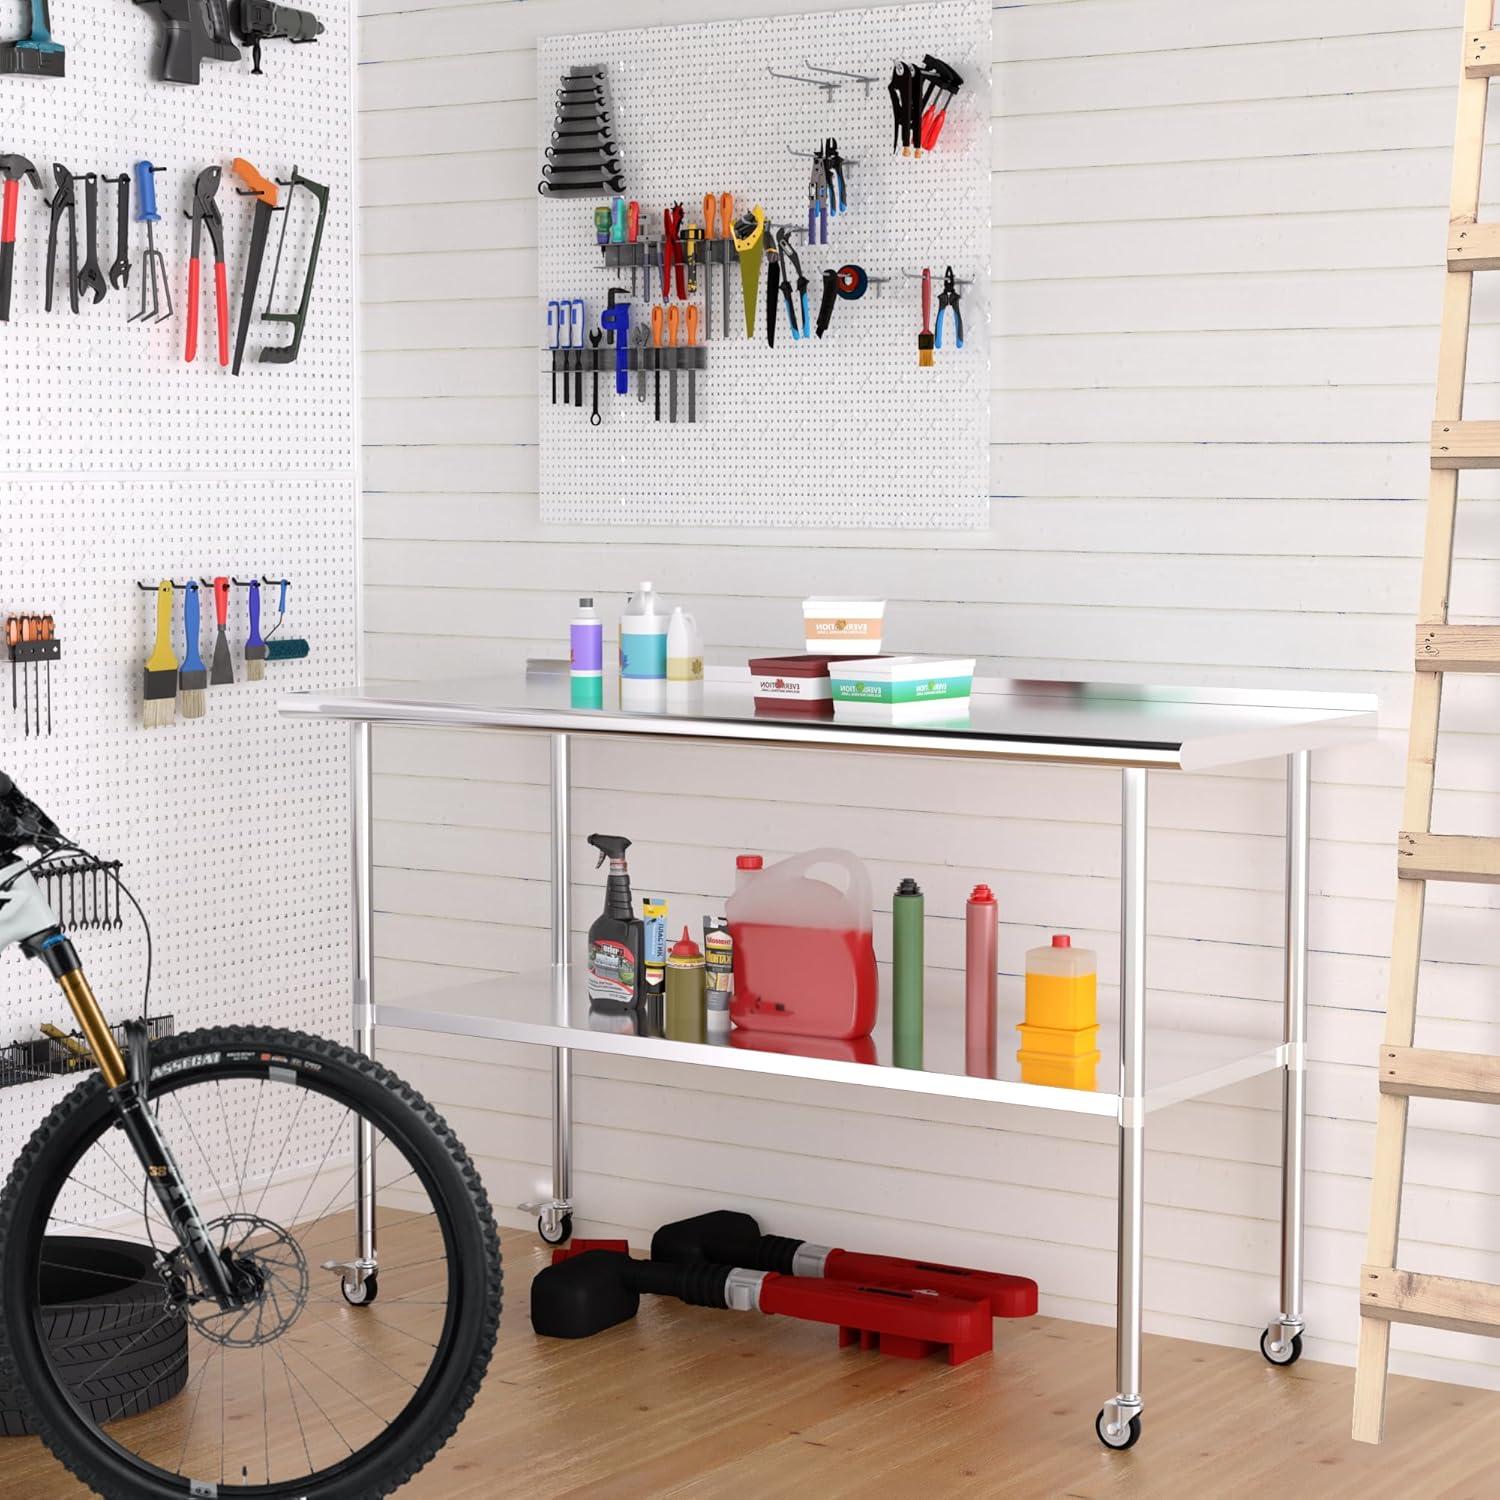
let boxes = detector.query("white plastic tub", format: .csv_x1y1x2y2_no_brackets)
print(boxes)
828,655,976,723
802,598,886,655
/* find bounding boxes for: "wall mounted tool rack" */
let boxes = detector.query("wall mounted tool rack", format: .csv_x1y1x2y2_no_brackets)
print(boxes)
0,1015,173,1092
537,0,992,530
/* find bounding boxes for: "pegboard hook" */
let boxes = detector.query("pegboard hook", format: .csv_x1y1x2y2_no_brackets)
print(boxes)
803,60,877,99
903,268,974,287
767,66,841,101
787,144,861,166
135,580,194,591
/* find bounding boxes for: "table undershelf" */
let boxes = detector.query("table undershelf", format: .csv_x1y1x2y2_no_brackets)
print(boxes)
375,965,1286,1119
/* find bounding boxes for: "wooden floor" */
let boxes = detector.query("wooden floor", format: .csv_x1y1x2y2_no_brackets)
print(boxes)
11,1227,1500,1498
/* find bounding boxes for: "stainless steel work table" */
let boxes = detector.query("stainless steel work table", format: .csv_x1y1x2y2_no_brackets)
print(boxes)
282,670,1377,1450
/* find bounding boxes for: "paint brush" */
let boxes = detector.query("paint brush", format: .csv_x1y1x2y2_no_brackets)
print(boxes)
244,579,267,681
918,266,934,368
209,576,234,686
178,580,208,718
141,581,178,729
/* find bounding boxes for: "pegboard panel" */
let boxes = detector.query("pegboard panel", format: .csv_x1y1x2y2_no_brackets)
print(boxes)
0,0,355,474
537,0,991,531
0,477,356,1072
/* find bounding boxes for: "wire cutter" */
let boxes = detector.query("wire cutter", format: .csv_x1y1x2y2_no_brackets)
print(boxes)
662,202,685,301
776,227,807,340
824,139,848,216
935,266,963,349
184,166,228,366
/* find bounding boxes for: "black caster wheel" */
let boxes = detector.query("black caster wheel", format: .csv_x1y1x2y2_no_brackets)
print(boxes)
538,1212,573,1246
1260,1328,1303,1366
341,1273,379,1307
1095,1409,1142,1451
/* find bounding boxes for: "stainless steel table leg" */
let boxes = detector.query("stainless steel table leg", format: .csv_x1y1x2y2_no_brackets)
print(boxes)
327,720,379,1302
1264,749,1310,1366
1100,766,1147,1450
524,732,576,1244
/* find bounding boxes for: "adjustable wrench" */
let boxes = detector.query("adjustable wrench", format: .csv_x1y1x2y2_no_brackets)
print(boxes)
76,172,107,304
45,163,78,313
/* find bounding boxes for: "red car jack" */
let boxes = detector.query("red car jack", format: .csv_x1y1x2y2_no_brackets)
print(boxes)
534,1246,992,1366
650,1210,1038,1320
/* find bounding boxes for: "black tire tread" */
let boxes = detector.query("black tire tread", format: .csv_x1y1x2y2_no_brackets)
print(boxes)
0,1025,502,1500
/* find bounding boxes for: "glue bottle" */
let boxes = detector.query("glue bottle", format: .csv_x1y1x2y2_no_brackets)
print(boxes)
892,878,924,1068
665,927,707,1043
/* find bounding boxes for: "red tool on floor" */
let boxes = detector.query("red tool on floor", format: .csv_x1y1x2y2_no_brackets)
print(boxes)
650,1210,1038,1319
536,1246,992,1366
185,165,228,366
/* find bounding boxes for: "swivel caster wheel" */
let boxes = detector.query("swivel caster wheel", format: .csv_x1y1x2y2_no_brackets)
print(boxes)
1096,1409,1142,1451
538,1211,573,1246
341,1273,378,1306
1260,1327,1303,1366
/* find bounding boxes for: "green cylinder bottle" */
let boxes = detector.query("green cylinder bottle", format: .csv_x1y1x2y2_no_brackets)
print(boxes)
892,877,924,1068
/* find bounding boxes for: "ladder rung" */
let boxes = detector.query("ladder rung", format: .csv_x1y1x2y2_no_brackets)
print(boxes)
1432,420,1500,467
1361,1265,1500,1337
1397,832,1500,883
1467,28,1500,77
1416,623,1500,671
1379,1044,1500,1104
1448,217,1500,270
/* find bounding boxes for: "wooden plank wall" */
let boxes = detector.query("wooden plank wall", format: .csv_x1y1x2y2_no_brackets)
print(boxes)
358,0,1500,1391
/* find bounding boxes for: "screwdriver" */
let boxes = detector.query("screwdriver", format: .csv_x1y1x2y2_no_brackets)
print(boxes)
651,304,664,422
37,613,53,736
686,303,700,423
720,192,735,337
667,304,681,424
4,615,17,721
702,194,718,339
627,200,640,295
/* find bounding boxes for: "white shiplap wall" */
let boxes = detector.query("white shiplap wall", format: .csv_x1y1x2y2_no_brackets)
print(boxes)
358,0,1500,1394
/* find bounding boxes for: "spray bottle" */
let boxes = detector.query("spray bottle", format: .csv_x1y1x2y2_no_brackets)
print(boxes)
586,834,644,1009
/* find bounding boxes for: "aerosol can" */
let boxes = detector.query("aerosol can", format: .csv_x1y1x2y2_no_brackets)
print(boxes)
586,834,644,1009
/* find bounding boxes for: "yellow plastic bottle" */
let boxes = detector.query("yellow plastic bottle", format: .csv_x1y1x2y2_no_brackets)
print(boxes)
1018,934,1099,1089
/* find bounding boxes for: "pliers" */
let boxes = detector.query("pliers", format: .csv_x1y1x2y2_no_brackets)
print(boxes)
763,226,781,347
45,163,79,314
661,202,685,301
808,151,829,245
776,227,807,340
935,265,963,349
824,139,848,215
184,166,228,367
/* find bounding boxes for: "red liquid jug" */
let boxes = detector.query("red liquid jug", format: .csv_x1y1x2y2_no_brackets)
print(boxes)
727,848,878,1040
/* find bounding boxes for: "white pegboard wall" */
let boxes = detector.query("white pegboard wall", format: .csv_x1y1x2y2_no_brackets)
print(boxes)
0,0,355,474
538,0,991,531
0,476,356,1065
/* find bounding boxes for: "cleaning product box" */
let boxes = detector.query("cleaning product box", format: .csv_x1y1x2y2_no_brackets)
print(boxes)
748,654,887,717
828,656,976,723
802,598,886,655
1017,935,1099,1090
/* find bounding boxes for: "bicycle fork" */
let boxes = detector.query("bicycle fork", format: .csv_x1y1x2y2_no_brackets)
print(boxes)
23,926,244,1310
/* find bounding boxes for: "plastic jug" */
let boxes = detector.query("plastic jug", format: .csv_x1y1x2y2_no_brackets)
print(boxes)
620,582,669,681
727,848,878,1040
1022,934,1097,1030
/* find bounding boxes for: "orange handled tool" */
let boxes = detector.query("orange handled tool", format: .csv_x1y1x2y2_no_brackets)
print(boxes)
230,157,280,377
667,304,681,423
651,304,664,423
185,165,228,367
719,192,734,335
685,303,700,424
918,266,934,368
701,194,719,340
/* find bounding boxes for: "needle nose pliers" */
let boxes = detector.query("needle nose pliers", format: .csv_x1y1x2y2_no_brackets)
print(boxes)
185,165,228,367
935,265,964,349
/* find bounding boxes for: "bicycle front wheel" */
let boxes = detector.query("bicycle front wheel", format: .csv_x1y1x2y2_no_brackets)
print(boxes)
0,1026,501,1499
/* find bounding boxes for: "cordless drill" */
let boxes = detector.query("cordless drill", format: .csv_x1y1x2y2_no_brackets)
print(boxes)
132,0,240,86
0,0,66,78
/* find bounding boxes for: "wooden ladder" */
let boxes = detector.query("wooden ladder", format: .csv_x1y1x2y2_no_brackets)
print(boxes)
1352,0,1500,1442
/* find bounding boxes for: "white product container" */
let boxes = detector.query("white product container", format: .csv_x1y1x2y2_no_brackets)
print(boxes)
802,598,886,655
666,607,703,682
621,582,669,681
828,655,977,723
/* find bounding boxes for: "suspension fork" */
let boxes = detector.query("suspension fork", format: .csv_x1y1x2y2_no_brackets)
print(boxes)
23,928,242,1309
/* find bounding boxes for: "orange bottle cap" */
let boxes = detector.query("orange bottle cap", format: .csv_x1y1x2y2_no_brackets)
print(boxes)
1052,934,1071,948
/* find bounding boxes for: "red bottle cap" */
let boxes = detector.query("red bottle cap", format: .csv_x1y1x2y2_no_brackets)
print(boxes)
1052,934,1071,948
736,855,763,871
968,884,995,904
670,926,702,958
